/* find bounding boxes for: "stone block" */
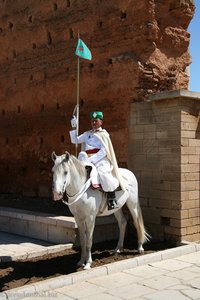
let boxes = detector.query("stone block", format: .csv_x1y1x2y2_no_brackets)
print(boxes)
188,191,199,200
188,208,200,218
188,155,199,164
181,191,190,201
181,114,197,123
181,180,197,191
28,221,48,241
34,276,73,293
181,138,189,147
137,251,162,266
164,226,182,236
196,147,200,154
160,246,182,260
158,147,174,155
169,218,180,227
0,292,7,300
181,155,189,164
181,164,199,173
131,132,144,139
0,216,9,232
71,266,107,284
35,215,57,226
96,224,117,243
183,233,200,242
106,258,138,275
162,171,180,181
147,224,165,241
189,139,200,147
171,200,182,209
186,225,199,235
181,200,196,209
56,216,76,228
161,209,180,219
4,284,36,300
182,122,198,131
180,218,195,227
181,147,197,155
195,181,199,189
47,224,76,244
0,208,119,245
182,130,196,138
180,210,189,219
149,198,171,209
142,207,160,224
181,172,199,181
16,211,36,222
9,219,29,236
0,208,17,218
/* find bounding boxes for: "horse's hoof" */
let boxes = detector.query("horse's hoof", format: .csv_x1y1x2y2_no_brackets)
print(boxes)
138,249,144,254
83,264,91,270
114,248,123,254
77,261,85,267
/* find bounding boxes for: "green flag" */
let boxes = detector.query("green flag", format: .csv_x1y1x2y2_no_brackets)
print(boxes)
75,38,92,60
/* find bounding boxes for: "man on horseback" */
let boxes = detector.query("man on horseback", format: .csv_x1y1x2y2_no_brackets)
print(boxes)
69,111,126,210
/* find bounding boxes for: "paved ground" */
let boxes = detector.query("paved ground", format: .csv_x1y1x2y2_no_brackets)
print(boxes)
0,231,73,262
1,231,200,300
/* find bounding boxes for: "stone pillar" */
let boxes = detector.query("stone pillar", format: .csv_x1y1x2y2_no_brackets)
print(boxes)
129,90,200,244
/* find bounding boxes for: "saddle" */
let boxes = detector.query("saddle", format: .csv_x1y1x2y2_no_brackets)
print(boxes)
85,166,121,191
85,165,122,214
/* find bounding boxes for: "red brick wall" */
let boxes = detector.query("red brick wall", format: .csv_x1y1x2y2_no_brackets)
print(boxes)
0,0,194,197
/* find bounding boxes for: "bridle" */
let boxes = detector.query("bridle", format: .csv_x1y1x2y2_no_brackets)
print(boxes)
62,177,92,206
53,160,91,206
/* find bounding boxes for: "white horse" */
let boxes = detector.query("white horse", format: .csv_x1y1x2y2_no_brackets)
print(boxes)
52,151,150,270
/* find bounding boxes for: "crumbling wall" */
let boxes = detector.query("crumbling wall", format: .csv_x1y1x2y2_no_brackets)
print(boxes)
0,0,194,197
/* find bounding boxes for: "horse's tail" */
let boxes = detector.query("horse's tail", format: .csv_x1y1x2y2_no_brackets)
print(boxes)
137,202,151,243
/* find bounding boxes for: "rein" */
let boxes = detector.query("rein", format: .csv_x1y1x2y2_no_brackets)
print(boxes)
62,177,92,206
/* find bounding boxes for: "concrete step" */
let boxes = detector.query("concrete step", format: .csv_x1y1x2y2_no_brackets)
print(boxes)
0,231,73,262
0,207,118,245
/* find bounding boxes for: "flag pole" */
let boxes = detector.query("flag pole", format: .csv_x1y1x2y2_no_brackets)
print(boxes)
74,34,91,157
76,55,80,157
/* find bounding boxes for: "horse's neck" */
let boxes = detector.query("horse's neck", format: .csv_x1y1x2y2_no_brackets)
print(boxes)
67,160,87,195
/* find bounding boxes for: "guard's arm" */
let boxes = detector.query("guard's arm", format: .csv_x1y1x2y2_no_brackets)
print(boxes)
69,130,85,144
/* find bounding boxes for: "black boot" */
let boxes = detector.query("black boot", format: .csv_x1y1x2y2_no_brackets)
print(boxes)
107,191,118,210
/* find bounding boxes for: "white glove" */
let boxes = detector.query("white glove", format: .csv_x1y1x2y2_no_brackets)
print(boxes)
71,116,77,128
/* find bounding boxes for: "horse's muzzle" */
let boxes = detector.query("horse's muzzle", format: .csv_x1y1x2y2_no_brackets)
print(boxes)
52,191,63,201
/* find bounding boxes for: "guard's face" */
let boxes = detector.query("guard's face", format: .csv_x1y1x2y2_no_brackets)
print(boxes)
91,118,102,130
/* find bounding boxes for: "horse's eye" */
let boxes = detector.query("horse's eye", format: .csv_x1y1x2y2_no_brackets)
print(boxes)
64,171,68,175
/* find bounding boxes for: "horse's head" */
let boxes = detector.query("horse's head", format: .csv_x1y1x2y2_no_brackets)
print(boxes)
51,151,71,201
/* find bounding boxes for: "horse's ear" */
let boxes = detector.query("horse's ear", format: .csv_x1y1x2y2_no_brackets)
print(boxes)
64,151,70,162
51,151,57,162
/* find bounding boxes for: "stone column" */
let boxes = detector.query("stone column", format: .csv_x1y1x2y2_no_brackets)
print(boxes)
128,90,200,244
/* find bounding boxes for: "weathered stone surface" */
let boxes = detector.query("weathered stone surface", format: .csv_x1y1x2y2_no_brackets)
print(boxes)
0,0,194,196
129,90,200,242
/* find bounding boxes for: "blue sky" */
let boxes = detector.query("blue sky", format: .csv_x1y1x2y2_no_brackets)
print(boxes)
188,0,200,91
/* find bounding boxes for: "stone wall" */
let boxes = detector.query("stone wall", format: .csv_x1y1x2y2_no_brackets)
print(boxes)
129,90,200,243
0,0,194,197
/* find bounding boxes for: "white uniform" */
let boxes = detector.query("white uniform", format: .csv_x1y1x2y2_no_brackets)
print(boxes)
69,128,119,192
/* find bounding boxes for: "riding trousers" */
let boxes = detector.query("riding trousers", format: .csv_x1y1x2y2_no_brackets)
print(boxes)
78,151,119,192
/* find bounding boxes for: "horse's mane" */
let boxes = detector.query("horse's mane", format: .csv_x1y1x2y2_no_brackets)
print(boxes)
69,154,87,179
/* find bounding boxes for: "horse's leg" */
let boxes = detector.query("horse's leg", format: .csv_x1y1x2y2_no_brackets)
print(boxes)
114,209,127,253
83,218,96,270
126,199,147,253
75,218,87,267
